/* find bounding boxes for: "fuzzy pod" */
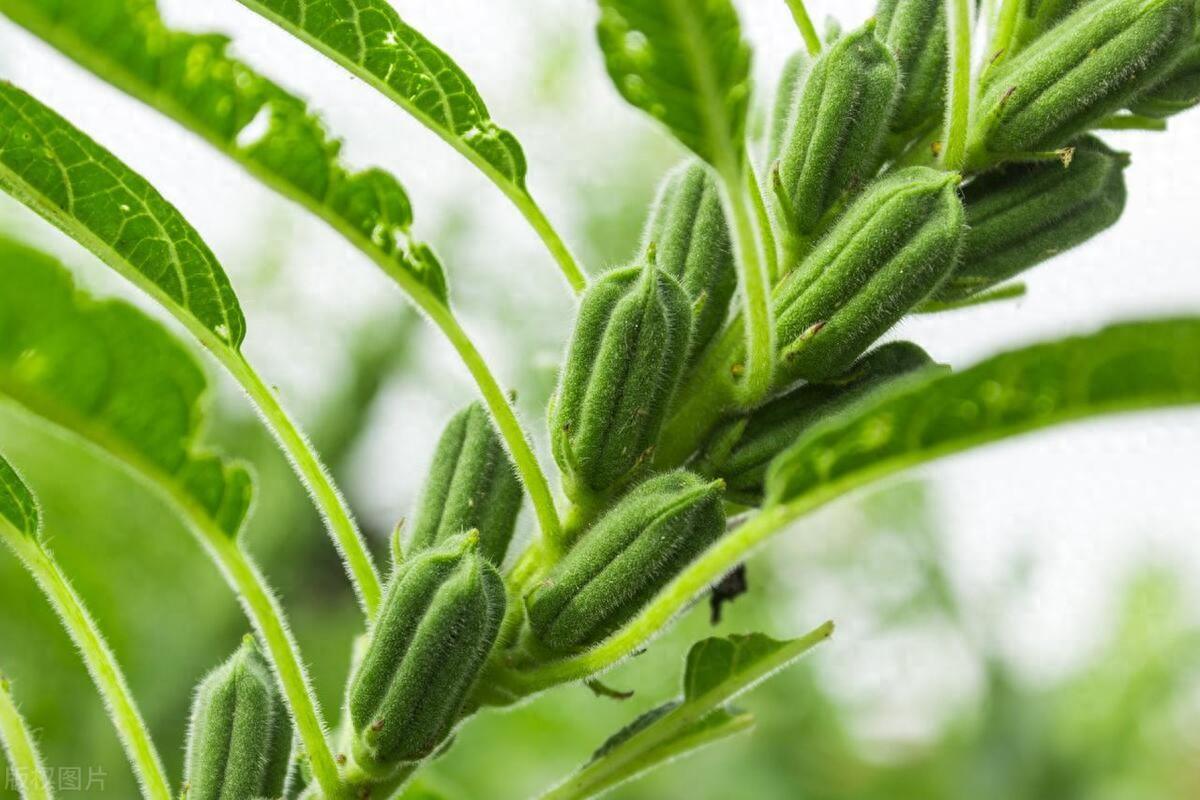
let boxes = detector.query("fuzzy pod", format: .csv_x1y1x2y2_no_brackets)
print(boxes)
768,51,811,165
348,533,504,776
1009,0,1095,52
972,0,1196,158
698,342,937,502
1131,31,1200,117
183,638,292,800
550,260,693,502
408,402,523,565
641,161,737,364
936,136,1127,302
875,0,949,133
776,25,901,236
769,167,964,386
525,471,725,654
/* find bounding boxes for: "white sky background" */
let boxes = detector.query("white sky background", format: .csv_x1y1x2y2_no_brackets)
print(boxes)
1,0,1199,746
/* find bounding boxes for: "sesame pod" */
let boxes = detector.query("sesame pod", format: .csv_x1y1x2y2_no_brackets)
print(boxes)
776,25,901,236
698,342,937,503
1010,1,1095,53
1131,30,1200,117
184,638,293,800
936,136,1127,302
550,260,693,502
409,402,523,565
772,167,964,386
348,534,504,776
525,471,725,654
641,161,736,364
875,0,948,133
972,0,1196,158
768,51,811,165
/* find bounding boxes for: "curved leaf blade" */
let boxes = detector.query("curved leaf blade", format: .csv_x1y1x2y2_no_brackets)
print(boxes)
0,81,246,346
0,236,252,536
0,0,449,303
595,0,753,170
0,451,38,539
545,625,831,800
235,0,527,189
767,318,1200,505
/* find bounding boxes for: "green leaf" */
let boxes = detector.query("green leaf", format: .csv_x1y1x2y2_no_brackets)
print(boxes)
767,318,1200,506
0,451,38,539
0,0,449,303
235,0,526,189
0,236,253,536
595,0,753,171
0,81,245,347
544,625,831,800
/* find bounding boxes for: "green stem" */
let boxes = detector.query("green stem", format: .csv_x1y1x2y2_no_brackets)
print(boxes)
716,160,776,407
218,350,383,618
987,0,1022,71
942,0,973,172
205,536,347,799
0,675,53,800
0,530,172,800
746,163,780,284
420,302,565,551
783,0,823,56
1095,114,1168,131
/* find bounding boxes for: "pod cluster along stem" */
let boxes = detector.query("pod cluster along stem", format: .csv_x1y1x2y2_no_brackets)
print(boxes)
0,0,1197,798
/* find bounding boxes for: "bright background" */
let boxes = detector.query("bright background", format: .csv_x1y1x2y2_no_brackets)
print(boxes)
0,0,1199,797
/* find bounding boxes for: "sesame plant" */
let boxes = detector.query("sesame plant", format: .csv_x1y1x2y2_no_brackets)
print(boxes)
0,0,1198,797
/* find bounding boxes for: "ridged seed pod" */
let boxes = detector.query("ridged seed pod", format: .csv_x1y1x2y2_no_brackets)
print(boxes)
349,533,505,776
771,167,964,386
1131,32,1200,117
525,471,725,654
875,0,948,133
550,260,693,502
641,160,737,364
1010,0,1094,53
409,402,523,565
776,25,901,236
936,136,1127,302
972,0,1195,159
768,51,811,165
698,342,937,503
184,638,292,800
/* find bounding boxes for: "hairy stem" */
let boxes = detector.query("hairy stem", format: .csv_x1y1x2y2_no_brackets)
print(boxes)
204,535,347,799
1096,114,1169,131
0,530,171,800
219,351,383,618
717,160,776,407
0,675,53,800
942,0,974,171
746,162,780,284
783,0,823,56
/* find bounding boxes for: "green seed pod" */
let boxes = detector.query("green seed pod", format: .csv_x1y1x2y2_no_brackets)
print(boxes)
550,260,693,503
349,533,504,776
698,342,937,503
771,167,964,386
936,136,1128,302
1131,31,1200,117
768,51,811,165
641,161,736,364
525,471,725,654
776,25,901,236
875,0,948,133
408,402,523,565
972,0,1195,158
1010,0,1094,53
184,638,292,800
